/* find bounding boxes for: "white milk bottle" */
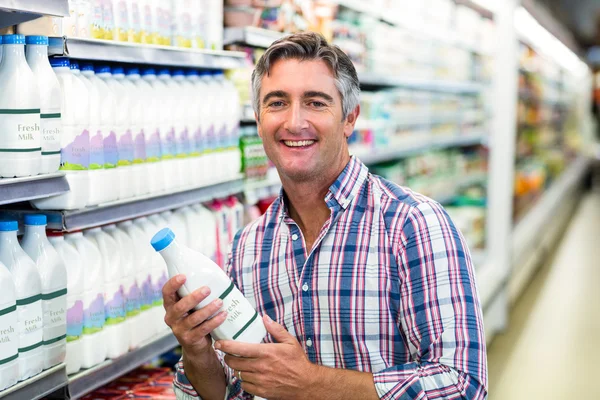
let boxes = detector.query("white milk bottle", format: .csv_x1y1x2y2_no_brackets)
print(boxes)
101,66,134,200
184,70,202,186
160,210,188,247
118,220,152,343
112,0,129,42
104,224,142,350
151,228,266,343
0,221,44,381
193,71,211,185
25,35,62,174
200,71,222,181
193,203,218,262
179,205,202,252
47,232,83,375
209,200,230,268
123,67,150,197
65,231,107,368
165,69,190,188
102,0,115,40
153,69,179,191
32,57,90,211
0,259,19,391
126,0,142,43
0,34,41,178
21,215,67,370
139,68,165,194
222,74,242,180
84,227,128,358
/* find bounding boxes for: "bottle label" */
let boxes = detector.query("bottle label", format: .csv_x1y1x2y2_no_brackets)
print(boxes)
66,298,83,342
102,0,115,40
152,272,167,307
140,276,153,310
104,130,118,168
146,129,161,162
117,129,134,166
16,296,43,353
230,126,240,149
42,288,67,345
161,127,176,159
176,128,190,157
218,125,227,150
214,283,261,341
91,2,104,39
116,0,128,41
89,130,105,170
191,127,202,156
125,283,141,317
133,129,146,163
205,125,216,152
83,293,105,335
61,128,89,170
0,303,18,365
41,112,62,156
104,286,126,325
0,109,41,154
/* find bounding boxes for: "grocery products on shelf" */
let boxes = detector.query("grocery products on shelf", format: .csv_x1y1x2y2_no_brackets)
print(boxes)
79,365,176,399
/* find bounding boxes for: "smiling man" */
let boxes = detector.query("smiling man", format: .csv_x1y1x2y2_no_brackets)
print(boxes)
163,32,488,400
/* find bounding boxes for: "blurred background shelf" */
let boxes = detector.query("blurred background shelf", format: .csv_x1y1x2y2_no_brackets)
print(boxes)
0,173,69,206
0,364,67,400
0,0,67,28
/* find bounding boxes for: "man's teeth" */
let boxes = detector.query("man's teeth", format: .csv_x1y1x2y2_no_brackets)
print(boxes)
283,140,315,147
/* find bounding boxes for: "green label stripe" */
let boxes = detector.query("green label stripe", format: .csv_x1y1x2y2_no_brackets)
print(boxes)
0,108,40,114
41,113,61,119
126,310,140,317
41,288,67,301
0,148,42,153
105,317,126,326
19,340,43,353
0,353,18,366
232,311,259,340
82,326,103,335
66,335,80,343
140,304,153,311
43,334,66,346
42,151,61,156
16,294,42,306
152,300,163,307
219,282,235,300
0,304,16,317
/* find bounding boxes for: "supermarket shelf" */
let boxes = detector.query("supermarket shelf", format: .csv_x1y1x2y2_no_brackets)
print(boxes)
243,173,282,204
351,133,487,165
0,0,68,28
224,26,287,48
68,332,178,399
0,172,70,206
0,364,67,400
48,37,247,70
358,73,485,93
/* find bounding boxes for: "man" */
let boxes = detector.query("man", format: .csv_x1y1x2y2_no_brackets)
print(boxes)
163,32,488,400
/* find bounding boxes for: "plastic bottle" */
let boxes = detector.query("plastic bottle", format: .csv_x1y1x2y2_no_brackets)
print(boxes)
191,71,211,186
84,227,128,359
184,70,202,187
0,258,19,391
174,0,192,48
90,0,104,39
21,215,67,371
0,34,3,62
206,0,223,51
102,0,115,40
193,203,218,262
112,0,129,41
126,0,141,43
76,0,92,39
25,35,62,175
160,210,188,248
221,73,242,180
151,228,266,343
171,69,193,188
200,71,220,182
31,57,90,210
100,66,134,200
47,232,83,375
209,200,230,268
0,221,44,381
65,231,107,368
0,34,42,178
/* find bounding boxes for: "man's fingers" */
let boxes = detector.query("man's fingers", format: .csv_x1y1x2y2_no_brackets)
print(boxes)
263,315,295,344
184,298,224,330
223,353,255,372
170,286,211,318
215,340,263,358
190,310,228,337
162,275,186,309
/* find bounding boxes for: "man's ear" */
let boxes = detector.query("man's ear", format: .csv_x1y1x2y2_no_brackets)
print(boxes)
343,105,360,138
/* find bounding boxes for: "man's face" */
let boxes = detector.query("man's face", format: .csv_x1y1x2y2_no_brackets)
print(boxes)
256,59,358,183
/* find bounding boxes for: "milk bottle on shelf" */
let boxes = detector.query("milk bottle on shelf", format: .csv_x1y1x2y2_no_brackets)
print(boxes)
0,258,18,391
65,231,107,368
21,215,67,371
222,73,242,180
184,70,202,187
32,57,90,211
200,71,221,182
171,69,193,187
160,210,188,248
0,221,44,381
47,231,83,375
139,68,165,194
84,227,128,359
0,34,42,178
102,0,115,40
90,0,105,39
126,0,142,43
191,71,211,186
151,228,266,343
25,35,62,174
112,0,129,42
193,203,218,262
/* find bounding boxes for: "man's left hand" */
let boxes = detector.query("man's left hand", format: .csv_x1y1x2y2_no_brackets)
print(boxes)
216,314,318,400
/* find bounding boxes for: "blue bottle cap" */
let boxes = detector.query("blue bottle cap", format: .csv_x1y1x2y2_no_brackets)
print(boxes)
50,57,70,68
70,60,80,70
24,214,47,226
125,66,140,75
158,68,170,76
48,37,63,48
151,228,175,252
185,69,199,77
94,65,111,74
0,221,18,231
172,69,185,77
141,68,156,76
81,62,94,72
0,36,3,45
25,35,48,46
2,34,25,45
112,66,124,75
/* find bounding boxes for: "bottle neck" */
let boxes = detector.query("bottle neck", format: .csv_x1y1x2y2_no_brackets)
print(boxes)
25,44,49,68
0,44,26,70
0,230,19,247
24,225,48,242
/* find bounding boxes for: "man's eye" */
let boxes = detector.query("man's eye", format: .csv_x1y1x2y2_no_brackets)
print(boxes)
269,101,285,107
310,101,326,108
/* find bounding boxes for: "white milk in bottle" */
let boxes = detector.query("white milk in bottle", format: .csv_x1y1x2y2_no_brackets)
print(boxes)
0,34,41,178
0,259,18,391
47,232,83,375
65,231,107,368
184,70,202,186
151,228,266,343
126,0,142,43
139,68,165,194
25,35,62,174
193,203,218,262
84,227,128,358
21,215,67,370
161,69,188,188
200,71,221,181
160,210,188,248
0,221,44,381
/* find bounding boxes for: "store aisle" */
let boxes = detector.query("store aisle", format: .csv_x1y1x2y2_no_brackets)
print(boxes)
488,187,600,399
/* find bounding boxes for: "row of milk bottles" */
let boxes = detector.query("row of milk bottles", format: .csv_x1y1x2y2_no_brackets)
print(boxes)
32,55,242,211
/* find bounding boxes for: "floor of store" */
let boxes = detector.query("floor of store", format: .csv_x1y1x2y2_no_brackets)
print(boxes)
488,184,600,399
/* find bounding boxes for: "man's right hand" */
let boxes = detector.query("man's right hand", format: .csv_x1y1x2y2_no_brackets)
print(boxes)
162,274,228,358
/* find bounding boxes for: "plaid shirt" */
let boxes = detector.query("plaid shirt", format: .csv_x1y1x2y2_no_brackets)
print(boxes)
174,156,488,399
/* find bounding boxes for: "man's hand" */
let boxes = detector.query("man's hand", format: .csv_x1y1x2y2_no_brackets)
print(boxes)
216,315,318,400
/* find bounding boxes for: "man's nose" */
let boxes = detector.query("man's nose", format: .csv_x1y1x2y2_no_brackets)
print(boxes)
285,102,309,134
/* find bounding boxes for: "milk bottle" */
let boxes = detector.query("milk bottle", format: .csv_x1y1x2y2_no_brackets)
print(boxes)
126,0,142,43
47,232,83,375
200,71,221,181
21,215,67,371
184,70,202,187
0,34,42,178
0,259,18,390
160,69,187,188
25,35,62,174
191,71,211,186
193,203,218,262
151,228,266,343
0,221,44,381
139,68,165,194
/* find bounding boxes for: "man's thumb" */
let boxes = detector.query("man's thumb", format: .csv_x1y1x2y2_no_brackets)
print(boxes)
263,314,294,343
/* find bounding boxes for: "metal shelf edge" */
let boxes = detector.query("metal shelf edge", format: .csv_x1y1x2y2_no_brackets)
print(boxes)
0,364,67,400
0,0,68,17
0,173,70,206
224,27,286,48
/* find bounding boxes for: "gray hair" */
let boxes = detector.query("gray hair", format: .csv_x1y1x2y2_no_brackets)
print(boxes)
251,32,360,121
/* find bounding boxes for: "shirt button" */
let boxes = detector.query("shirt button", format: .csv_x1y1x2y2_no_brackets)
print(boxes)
302,283,308,292
306,338,313,347
291,233,298,241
